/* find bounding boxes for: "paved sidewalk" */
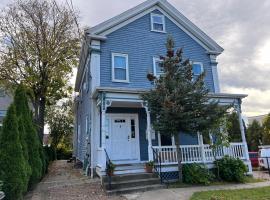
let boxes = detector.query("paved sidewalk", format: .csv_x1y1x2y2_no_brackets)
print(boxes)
24,160,126,200
124,180,270,200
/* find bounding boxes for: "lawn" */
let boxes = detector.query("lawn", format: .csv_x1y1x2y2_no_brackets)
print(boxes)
190,186,270,200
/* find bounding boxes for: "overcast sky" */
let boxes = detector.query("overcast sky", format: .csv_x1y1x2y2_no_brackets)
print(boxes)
1,0,270,117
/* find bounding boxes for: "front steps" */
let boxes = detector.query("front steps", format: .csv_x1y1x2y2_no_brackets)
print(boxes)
102,173,165,195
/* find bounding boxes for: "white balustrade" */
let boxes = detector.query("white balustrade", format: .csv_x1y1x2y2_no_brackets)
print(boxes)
152,143,246,165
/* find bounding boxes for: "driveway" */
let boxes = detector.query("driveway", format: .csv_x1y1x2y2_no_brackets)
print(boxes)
24,160,126,200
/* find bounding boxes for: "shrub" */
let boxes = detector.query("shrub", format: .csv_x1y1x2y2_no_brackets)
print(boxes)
44,146,56,162
0,104,27,200
56,147,72,160
183,163,215,185
214,155,247,183
14,85,43,186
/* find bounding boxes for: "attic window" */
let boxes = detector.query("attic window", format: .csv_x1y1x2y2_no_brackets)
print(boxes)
192,62,204,76
151,13,165,32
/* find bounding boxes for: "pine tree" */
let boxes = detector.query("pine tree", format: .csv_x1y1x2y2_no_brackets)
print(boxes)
0,104,26,200
142,36,229,182
13,85,42,185
247,120,263,151
262,114,270,145
226,112,242,142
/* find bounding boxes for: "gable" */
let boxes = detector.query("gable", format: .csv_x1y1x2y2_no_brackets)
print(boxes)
99,11,216,92
88,0,223,54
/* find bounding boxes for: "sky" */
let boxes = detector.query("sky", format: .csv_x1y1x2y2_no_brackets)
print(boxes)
1,0,270,117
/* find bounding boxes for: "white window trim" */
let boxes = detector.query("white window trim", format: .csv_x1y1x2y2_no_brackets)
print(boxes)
192,62,204,76
153,57,163,77
112,53,130,83
150,13,166,33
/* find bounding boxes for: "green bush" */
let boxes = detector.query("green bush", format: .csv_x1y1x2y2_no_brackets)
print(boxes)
0,104,27,200
44,146,56,162
214,155,247,183
183,163,215,185
56,147,72,160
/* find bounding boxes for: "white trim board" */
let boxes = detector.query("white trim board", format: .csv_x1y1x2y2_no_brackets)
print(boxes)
87,0,223,54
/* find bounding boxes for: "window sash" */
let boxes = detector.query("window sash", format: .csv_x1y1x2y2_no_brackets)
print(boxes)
153,57,163,76
151,13,165,32
192,62,204,76
112,53,129,82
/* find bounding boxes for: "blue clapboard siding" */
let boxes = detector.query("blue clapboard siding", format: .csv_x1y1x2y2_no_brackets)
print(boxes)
100,10,214,91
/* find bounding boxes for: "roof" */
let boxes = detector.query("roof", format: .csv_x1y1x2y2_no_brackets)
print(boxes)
87,0,224,54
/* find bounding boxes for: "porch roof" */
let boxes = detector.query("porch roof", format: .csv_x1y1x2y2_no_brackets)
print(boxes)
93,86,247,101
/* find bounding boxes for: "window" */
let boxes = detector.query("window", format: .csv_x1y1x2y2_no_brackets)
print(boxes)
151,13,165,32
192,62,204,76
112,53,129,82
85,116,89,134
153,57,163,77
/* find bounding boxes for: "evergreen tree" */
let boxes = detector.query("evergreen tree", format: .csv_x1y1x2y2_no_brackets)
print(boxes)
226,112,242,142
0,104,26,200
262,114,270,145
142,36,229,182
13,85,42,185
247,120,263,151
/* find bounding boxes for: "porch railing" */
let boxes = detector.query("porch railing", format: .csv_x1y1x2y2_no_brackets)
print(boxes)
152,143,246,164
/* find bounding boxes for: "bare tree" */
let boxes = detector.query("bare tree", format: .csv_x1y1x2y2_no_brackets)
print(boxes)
0,0,81,140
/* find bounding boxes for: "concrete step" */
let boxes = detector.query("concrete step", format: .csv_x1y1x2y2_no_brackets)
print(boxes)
102,172,158,182
104,177,161,190
107,184,165,195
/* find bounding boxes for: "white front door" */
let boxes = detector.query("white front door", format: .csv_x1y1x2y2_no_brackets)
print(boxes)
108,114,140,162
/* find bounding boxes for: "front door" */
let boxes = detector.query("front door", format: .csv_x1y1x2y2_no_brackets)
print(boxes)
108,114,140,162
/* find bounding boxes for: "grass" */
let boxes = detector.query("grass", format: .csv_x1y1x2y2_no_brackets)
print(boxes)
169,176,264,188
190,186,270,200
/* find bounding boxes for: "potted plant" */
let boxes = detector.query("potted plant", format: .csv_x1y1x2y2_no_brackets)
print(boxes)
106,161,115,176
145,161,154,173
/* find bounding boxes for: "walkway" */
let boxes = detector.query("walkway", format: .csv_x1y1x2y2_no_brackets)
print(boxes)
24,160,126,200
124,179,270,200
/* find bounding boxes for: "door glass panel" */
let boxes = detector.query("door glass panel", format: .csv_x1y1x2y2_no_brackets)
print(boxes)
131,119,135,138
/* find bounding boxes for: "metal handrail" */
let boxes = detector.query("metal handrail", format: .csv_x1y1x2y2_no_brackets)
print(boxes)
152,147,170,185
104,149,112,190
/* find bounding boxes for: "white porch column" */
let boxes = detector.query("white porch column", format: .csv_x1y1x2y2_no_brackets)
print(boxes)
237,99,252,174
198,133,206,163
142,103,153,161
100,92,108,171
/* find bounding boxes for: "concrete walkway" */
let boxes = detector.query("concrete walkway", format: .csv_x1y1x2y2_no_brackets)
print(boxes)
124,180,270,200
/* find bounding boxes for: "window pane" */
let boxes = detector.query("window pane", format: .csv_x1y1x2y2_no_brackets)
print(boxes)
153,23,164,31
114,56,126,69
155,60,163,75
152,15,163,24
161,135,172,146
115,68,126,80
192,64,203,75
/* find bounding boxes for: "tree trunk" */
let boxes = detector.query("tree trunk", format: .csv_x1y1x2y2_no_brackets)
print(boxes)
174,134,183,182
33,95,46,142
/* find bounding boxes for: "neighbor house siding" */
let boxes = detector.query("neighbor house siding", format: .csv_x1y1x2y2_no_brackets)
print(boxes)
100,10,215,91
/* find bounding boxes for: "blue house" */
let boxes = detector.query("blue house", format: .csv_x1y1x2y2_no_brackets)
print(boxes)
74,0,251,189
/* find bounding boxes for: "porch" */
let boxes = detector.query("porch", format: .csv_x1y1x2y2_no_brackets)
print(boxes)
93,88,251,176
